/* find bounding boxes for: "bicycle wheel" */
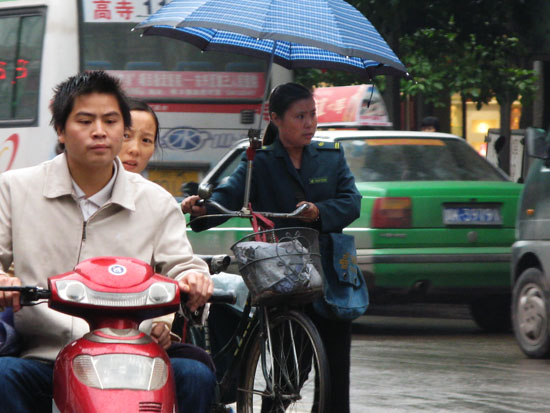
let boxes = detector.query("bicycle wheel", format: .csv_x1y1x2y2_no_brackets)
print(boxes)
237,309,330,412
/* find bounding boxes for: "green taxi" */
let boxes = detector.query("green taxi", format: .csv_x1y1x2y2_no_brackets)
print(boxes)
186,130,522,331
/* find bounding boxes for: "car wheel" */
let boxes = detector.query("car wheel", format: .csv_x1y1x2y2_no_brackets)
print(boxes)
512,268,550,358
469,296,512,332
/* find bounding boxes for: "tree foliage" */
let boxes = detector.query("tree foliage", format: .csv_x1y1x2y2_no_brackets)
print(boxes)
296,0,537,112
399,18,537,109
294,68,363,89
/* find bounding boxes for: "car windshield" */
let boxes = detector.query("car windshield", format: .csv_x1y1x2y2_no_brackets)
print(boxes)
340,138,506,182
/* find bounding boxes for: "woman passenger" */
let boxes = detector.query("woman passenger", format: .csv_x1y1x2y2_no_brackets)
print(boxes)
122,100,217,411
120,99,159,174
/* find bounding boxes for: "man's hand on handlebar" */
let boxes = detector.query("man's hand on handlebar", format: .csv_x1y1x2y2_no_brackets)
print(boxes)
178,271,213,313
296,201,320,223
181,195,207,216
0,273,22,312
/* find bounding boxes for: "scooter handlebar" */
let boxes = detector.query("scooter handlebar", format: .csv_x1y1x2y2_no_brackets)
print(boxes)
0,286,237,307
0,285,51,306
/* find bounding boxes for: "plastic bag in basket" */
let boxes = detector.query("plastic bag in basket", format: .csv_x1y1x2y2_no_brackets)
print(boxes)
232,238,323,305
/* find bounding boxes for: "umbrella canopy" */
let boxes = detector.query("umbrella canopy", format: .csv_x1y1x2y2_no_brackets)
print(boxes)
135,0,409,79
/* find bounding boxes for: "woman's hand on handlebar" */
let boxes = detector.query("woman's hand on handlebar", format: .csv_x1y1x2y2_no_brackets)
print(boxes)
296,201,320,223
181,195,207,216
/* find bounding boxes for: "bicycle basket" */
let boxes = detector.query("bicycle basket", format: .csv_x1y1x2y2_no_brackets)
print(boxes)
230,227,324,306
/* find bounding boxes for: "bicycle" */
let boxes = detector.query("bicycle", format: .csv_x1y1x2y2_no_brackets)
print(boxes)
184,199,331,413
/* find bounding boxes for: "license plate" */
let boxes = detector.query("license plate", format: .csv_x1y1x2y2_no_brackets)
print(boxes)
443,206,502,225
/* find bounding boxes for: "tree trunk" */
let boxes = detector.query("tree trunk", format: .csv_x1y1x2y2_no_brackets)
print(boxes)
461,94,467,140
385,76,402,130
433,93,451,133
498,93,512,175
532,60,544,128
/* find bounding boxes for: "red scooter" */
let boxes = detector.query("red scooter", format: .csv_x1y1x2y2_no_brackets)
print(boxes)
1,256,232,412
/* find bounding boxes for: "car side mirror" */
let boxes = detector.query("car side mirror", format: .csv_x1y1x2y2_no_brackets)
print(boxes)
525,127,549,159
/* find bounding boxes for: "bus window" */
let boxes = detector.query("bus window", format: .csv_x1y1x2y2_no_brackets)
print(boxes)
0,9,45,125
79,7,267,102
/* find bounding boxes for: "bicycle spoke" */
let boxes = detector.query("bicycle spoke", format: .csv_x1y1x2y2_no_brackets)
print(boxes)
264,307,276,393
237,310,330,413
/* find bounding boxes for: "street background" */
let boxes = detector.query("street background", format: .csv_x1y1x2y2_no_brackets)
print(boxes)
349,305,550,413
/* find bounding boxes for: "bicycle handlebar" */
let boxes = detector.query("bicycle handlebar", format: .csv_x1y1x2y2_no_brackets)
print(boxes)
194,199,309,220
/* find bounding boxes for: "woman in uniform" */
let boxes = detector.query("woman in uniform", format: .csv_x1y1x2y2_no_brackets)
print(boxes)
182,82,362,413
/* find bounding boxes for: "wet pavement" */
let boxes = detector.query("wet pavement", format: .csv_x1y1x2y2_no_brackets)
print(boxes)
349,306,550,412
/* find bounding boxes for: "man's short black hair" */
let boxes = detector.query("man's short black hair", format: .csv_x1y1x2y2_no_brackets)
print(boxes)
50,71,131,134
420,116,440,131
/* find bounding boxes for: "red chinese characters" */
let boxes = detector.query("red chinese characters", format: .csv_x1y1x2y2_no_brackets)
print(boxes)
115,1,134,20
93,0,112,20
92,0,135,21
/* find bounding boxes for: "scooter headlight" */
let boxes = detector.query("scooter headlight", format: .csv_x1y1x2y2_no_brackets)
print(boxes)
73,354,168,390
147,282,176,304
64,281,87,302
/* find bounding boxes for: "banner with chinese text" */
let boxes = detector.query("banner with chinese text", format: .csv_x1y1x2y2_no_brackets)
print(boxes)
109,70,265,100
82,0,166,23
314,84,392,128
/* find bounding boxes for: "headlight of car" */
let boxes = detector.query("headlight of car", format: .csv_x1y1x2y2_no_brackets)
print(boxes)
72,354,168,390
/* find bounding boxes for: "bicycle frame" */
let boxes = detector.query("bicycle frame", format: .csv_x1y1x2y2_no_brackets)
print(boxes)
214,296,256,396
187,198,330,412
202,294,306,405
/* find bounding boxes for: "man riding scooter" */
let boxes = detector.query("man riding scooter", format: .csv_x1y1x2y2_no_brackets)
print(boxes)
0,71,214,413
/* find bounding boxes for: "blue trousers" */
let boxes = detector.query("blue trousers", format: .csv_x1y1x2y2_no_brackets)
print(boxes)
0,356,215,413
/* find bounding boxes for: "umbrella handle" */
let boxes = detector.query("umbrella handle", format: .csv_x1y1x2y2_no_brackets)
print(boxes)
242,129,262,210
257,40,278,132
243,40,277,211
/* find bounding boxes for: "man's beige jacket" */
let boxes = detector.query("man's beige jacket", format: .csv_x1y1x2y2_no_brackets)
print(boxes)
0,153,209,360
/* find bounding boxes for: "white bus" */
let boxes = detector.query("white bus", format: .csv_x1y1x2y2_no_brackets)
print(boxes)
0,0,291,195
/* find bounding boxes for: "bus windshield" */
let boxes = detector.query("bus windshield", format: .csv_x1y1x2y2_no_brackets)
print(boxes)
79,0,267,102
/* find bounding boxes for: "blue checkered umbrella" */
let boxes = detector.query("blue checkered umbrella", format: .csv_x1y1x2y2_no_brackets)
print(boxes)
134,0,408,79
135,0,408,211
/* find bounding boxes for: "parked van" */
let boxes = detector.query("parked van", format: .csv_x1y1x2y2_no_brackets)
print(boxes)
511,127,550,357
